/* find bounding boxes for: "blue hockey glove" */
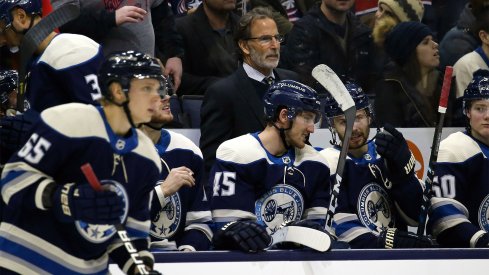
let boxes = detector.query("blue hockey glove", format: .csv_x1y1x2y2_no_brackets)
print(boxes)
212,221,271,252
375,124,416,181
0,109,39,154
52,181,127,224
379,228,435,248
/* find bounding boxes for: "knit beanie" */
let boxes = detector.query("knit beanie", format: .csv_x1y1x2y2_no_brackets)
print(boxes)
384,21,432,66
378,0,424,22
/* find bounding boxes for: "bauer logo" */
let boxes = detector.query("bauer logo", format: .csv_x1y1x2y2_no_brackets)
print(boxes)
255,185,304,234
407,140,424,179
357,183,395,232
478,194,489,231
150,193,182,239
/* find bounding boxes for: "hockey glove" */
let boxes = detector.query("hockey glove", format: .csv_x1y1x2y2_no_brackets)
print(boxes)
379,228,435,248
0,109,39,153
51,181,127,224
212,221,271,252
375,124,416,181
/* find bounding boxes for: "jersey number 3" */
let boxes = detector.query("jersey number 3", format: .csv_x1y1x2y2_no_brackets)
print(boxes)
18,133,52,164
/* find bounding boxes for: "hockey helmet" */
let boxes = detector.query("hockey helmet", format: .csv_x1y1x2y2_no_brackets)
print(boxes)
463,69,489,113
0,69,17,105
323,80,371,119
264,80,321,123
0,0,41,28
98,50,167,99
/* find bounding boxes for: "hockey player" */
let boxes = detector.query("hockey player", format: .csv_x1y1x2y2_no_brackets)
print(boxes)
0,0,105,166
210,80,333,252
0,50,164,274
428,69,489,248
0,70,17,118
140,95,213,251
319,80,434,248
0,0,104,112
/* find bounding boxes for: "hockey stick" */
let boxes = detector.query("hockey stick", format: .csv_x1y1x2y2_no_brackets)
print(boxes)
80,163,150,275
268,225,332,252
312,64,356,230
17,1,81,111
417,66,453,236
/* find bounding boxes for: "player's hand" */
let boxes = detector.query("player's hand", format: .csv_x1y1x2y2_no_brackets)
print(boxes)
52,181,127,224
213,221,271,252
379,228,435,248
164,57,182,92
160,166,195,197
0,109,39,153
115,6,147,25
375,124,416,181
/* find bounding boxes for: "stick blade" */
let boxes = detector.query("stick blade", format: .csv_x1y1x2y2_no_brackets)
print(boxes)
269,226,332,252
312,64,355,111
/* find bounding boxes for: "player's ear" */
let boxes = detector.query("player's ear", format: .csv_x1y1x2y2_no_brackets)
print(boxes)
278,108,288,124
108,82,125,103
12,7,28,26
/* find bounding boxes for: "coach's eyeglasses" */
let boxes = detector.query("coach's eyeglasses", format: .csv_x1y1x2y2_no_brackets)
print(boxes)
245,34,284,45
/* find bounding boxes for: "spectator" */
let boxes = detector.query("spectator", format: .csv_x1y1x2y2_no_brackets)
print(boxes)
140,96,213,251
281,0,379,96
373,19,448,127
453,8,489,100
176,0,240,96
56,0,184,91
438,0,489,69
200,7,298,172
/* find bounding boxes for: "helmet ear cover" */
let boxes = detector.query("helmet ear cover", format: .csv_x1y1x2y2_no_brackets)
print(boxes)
0,0,42,27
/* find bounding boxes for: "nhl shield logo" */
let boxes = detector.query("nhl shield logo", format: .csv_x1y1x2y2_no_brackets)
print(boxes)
478,194,489,231
76,180,129,243
357,183,394,232
150,193,182,239
255,185,304,233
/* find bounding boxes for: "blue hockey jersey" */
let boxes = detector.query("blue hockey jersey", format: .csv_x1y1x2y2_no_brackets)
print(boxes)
0,103,161,274
150,129,212,251
319,142,424,248
428,131,489,247
210,133,331,233
26,33,104,112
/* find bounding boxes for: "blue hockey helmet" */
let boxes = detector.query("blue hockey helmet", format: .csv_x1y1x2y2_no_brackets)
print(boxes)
0,0,41,28
323,80,371,119
264,80,321,123
463,69,489,113
98,50,168,99
0,69,17,105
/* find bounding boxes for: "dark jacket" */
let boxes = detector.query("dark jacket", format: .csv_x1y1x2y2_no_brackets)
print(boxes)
280,4,379,94
200,65,298,172
439,3,479,69
374,63,455,128
176,4,240,96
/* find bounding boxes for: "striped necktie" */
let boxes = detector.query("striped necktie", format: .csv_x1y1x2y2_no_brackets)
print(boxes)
263,76,274,85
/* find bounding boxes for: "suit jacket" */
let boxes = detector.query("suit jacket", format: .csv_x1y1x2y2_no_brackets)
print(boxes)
200,65,298,172
176,4,240,95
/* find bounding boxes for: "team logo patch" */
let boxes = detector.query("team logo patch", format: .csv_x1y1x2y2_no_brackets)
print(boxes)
76,181,129,243
478,194,489,232
357,183,394,232
255,185,304,234
150,193,182,239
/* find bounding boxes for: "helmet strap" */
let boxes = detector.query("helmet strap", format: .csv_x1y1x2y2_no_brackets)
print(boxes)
273,121,293,150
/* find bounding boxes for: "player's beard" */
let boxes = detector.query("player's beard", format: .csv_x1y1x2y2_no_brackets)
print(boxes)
348,127,370,150
249,47,279,71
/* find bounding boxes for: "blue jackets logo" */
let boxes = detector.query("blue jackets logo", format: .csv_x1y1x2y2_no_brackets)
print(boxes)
357,183,395,232
150,193,182,239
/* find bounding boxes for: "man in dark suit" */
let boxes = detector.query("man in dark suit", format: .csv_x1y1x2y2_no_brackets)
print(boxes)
200,7,299,172
176,0,241,96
